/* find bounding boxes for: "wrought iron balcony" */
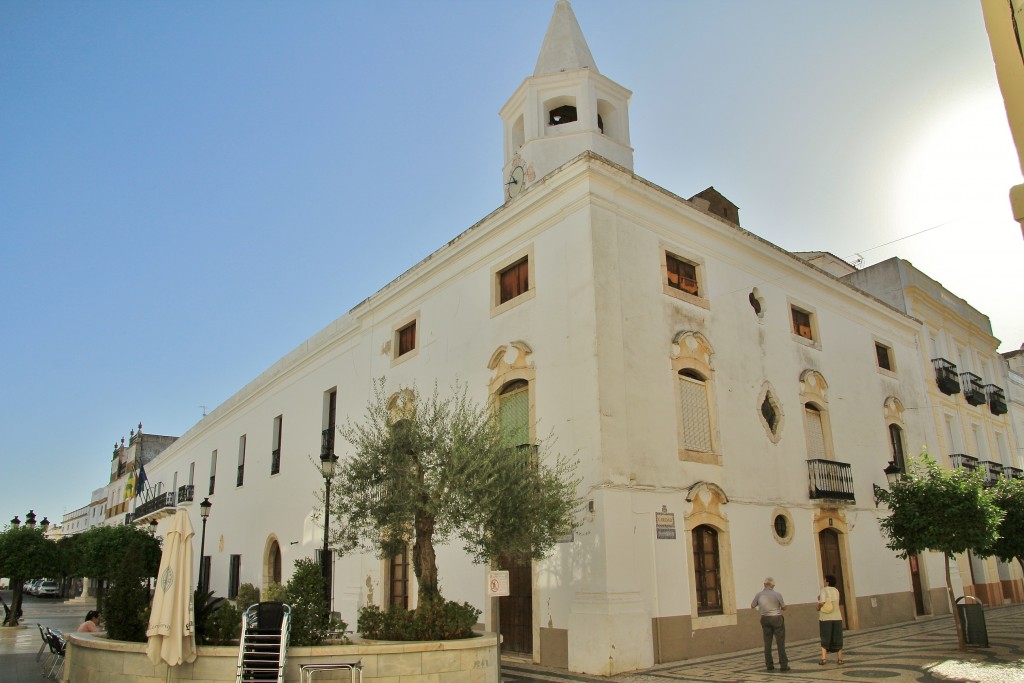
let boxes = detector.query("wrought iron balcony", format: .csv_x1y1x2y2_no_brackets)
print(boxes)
985,385,1007,415
960,372,986,406
177,484,194,504
1003,466,1023,480
931,358,961,395
134,492,175,519
271,448,281,475
807,459,855,501
949,453,979,471
981,461,1004,486
125,512,134,524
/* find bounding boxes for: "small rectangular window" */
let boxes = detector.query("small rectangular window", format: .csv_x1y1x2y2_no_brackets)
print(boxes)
875,342,894,371
389,546,410,609
397,321,416,357
499,257,530,304
666,254,699,296
236,435,246,487
791,307,813,340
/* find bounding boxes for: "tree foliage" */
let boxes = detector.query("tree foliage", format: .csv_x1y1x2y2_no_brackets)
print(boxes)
334,379,582,606
76,524,162,610
0,525,58,626
982,476,1024,572
876,453,1002,650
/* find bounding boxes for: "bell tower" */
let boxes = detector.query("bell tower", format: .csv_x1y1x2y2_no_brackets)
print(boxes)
500,0,633,202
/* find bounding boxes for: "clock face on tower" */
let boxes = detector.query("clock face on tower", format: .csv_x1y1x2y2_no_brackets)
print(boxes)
506,165,525,200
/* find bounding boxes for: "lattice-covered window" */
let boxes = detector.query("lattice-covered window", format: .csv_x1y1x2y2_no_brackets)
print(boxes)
679,371,712,452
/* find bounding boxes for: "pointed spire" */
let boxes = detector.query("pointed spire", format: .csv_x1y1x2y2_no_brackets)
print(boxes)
534,0,598,76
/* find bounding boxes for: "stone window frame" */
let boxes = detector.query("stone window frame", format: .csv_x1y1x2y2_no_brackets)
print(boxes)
684,482,737,630
661,244,710,310
770,507,795,546
671,331,720,465
757,382,784,444
788,299,821,350
874,338,897,376
390,311,421,366
884,397,908,472
491,245,536,318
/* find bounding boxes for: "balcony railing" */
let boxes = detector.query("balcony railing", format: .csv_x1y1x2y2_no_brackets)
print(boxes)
807,459,855,501
981,461,1004,486
134,492,175,519
950,453,979,471
960,372,986,406
985,385,1007,415
931,358,961,395
271,449,281,475
177,484,194,504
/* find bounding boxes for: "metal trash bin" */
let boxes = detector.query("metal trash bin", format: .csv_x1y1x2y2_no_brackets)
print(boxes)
955,595,989,647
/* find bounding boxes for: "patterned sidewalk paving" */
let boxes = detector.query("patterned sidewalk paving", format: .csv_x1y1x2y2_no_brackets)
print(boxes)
503,604,1024,683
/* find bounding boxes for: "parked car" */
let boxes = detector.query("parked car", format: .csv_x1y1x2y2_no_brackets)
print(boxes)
24,579,41,595
37,580,59,598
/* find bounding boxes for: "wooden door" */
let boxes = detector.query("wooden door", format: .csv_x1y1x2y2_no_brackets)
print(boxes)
498,554,533,656
818,529,848,627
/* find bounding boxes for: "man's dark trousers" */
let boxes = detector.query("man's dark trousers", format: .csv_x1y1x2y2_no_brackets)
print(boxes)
760,615,788,669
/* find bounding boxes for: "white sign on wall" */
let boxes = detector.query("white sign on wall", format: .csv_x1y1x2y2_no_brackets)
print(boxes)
487,570,510,597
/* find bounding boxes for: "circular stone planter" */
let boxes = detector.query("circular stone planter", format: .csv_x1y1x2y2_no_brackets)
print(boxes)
64,631,499,683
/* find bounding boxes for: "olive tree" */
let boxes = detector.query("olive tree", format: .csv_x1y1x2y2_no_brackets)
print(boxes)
333,379,582,606
875,454,1002,651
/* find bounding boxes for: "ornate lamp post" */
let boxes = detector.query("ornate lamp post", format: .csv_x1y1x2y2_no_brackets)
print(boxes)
25,510,36,529
319,430,339,612
198,498,212,593
874,461,905,506
9,516,20,529
40,518,50,534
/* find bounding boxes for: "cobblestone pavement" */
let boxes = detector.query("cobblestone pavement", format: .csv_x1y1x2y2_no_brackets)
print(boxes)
503,605,1024,683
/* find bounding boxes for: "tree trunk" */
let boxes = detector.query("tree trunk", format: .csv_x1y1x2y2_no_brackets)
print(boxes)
945,552,967,651
412,510,440,606
8,579,24,628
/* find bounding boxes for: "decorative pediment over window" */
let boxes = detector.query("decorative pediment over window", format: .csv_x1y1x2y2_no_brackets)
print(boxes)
799,369,828,407
488,340,534,375
685,481,729,520
883,396,905,423
671,331,714,377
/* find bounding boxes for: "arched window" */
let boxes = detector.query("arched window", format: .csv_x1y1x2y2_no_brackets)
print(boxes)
804,403,827,460
889,424,906,472
499,380,530,448
678,370,713,453
269,540,281,585
692,525,723,615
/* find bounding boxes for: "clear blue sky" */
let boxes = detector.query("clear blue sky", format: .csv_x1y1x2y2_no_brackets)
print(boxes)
2,1,1022,528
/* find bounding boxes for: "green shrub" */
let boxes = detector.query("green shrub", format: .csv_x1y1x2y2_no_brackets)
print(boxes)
284,558,346,646
102,563,150,642
193,589,227,645
235,583,260,611
204,601,242,644
262,582,285,602
357,600,480,641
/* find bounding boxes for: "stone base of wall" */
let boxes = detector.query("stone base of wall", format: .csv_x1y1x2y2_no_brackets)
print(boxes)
65,632,499,683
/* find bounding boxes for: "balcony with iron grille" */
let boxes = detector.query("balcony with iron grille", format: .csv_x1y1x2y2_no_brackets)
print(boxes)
931,358,961,395
949,453,979,471
985,385,1007,415
134,492,176,520
981,461,1004,486
807,459,855,502
177,484,194,504
960,372,986,406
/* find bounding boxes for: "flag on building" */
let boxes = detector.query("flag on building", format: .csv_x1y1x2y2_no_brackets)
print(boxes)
125,470,136,499
135,464,149,498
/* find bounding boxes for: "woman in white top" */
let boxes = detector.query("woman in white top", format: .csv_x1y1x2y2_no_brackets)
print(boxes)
816,575,844,665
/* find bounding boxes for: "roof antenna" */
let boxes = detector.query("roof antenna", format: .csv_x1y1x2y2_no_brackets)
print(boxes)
200,404,208,418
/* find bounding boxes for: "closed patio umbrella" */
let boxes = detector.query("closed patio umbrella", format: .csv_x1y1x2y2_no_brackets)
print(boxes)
146,510,197,668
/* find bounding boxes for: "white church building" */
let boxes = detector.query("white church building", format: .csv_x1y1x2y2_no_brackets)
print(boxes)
118,1,1022,675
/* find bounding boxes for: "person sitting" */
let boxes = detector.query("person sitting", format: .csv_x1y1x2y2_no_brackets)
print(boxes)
77,610,103,633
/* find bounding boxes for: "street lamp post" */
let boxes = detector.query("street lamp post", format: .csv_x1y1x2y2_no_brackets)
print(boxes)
319,430,339,613
873,461,905,505
25,510,36,529
198,498,212,594
9,516,20,529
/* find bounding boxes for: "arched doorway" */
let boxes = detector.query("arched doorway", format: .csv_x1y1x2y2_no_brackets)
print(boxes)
818,529,848,627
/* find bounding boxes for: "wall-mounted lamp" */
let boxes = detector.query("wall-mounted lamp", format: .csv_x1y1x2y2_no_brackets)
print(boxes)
873,460,904,506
